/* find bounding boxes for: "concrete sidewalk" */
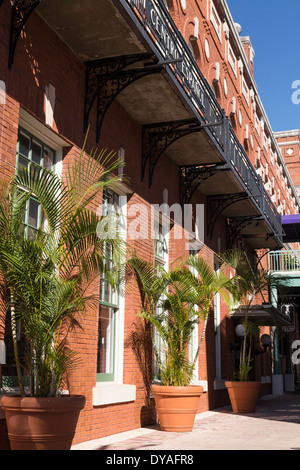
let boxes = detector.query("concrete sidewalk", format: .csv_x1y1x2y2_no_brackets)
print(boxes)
71,392,300,451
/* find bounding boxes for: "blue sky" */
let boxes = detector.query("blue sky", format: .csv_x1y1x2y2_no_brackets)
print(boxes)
226,0,300,132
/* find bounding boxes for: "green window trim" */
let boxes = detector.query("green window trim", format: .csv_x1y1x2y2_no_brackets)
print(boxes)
17,127,56,173
16,127,56,237
96,306,116,382
97,190,121,383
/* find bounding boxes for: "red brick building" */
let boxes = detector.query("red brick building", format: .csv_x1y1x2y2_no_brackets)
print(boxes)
0,0,299,446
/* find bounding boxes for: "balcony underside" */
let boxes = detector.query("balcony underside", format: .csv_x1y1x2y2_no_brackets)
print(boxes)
38,1,225,167
38,0,145,61
37,0,282,250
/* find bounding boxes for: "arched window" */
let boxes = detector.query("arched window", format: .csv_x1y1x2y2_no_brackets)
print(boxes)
188,37,201,63
211,79,221,100
230,112,237,131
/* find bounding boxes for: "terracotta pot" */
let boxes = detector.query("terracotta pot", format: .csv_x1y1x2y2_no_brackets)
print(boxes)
1,394,86,450
151,384,203,432
225,381,261,413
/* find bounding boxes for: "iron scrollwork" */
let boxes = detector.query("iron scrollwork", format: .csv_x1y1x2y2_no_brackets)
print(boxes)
207,192,249,238
84,53,162,142
8,0,42,69
226,216,263,249
142,119,201,187
180,163,230,205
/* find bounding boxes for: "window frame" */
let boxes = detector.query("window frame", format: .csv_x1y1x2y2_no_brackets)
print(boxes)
152,218,169,382
97,189,121,383
16,127,56,238
210,1,222,42
228,42,237,77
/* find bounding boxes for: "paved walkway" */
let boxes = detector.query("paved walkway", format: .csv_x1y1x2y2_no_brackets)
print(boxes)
71,392,300,451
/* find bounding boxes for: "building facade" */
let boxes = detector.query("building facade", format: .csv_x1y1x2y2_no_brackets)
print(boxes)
0,0,299,447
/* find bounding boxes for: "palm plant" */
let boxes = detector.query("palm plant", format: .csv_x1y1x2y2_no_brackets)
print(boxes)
127,254,235,386
0,142,125,397
220,248,274,382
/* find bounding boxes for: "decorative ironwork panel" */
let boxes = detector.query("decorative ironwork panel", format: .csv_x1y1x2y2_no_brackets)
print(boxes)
142,119,200,186
226,216,263,249
207,193,249,238
180,163,230,205
84,53,161,141
8,0,42,69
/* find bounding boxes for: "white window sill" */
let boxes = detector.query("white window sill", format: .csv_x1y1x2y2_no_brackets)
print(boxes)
191,380,208,392
92,383,136,406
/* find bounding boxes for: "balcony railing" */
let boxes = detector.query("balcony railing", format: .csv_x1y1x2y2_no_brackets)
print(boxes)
268,250,300,272
120,0,283,243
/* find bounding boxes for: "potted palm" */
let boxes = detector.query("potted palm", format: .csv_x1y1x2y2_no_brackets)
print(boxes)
221,249,274,413
0,143,124,449
127,254,235,432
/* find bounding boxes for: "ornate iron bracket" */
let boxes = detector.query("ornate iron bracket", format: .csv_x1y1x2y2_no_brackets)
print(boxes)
84,53,165,142
142,119,202,186
180,162,230,205
142,118,224,187
8,0,42,69
207,192,249,238
226,216,263,249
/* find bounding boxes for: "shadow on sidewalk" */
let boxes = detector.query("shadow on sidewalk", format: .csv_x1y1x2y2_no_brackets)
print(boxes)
215,391,300,425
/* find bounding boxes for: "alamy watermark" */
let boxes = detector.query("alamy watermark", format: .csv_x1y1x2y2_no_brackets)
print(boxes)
291,341,300,364
292,80,300,104
96,200,205,250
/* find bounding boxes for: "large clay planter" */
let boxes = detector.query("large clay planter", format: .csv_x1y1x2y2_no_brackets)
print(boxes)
225,381,261,413
151,384,203,432
1,394,85,450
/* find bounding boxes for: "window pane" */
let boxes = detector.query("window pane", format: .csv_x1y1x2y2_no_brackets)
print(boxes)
97,307,115,375
19,133,30,158
43,148,53,170
32,141,42,166
100,278,111,303
28,198,39,228
28,227,38,241
18,155,29,172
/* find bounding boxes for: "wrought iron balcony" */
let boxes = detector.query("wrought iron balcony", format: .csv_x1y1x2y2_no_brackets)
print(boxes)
268,250,300,273
118,0,283,246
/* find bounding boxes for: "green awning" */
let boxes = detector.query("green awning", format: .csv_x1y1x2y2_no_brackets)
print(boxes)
231,304,292,327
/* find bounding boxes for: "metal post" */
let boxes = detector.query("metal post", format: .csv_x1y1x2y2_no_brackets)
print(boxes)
270,285,284,394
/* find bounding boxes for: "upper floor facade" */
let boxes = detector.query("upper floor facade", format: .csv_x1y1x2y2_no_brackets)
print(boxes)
165,0,300,218
1,0,299,251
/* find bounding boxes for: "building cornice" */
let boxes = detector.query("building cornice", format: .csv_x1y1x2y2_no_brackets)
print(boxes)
274,130,300,139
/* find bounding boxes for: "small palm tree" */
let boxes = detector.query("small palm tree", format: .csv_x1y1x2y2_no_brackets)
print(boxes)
127,254,235,386
220,248,275,381
0,143,125,397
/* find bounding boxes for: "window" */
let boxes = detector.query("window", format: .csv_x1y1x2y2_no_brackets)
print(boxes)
16,128,55,238
242,76,249,105
97,190,120,382
153,218,169,381
228,42,237,77
210,1,222,41
214,260,221,384
188,246,200,382
255,114,261,136
93,191,135,405
154,220,168,263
